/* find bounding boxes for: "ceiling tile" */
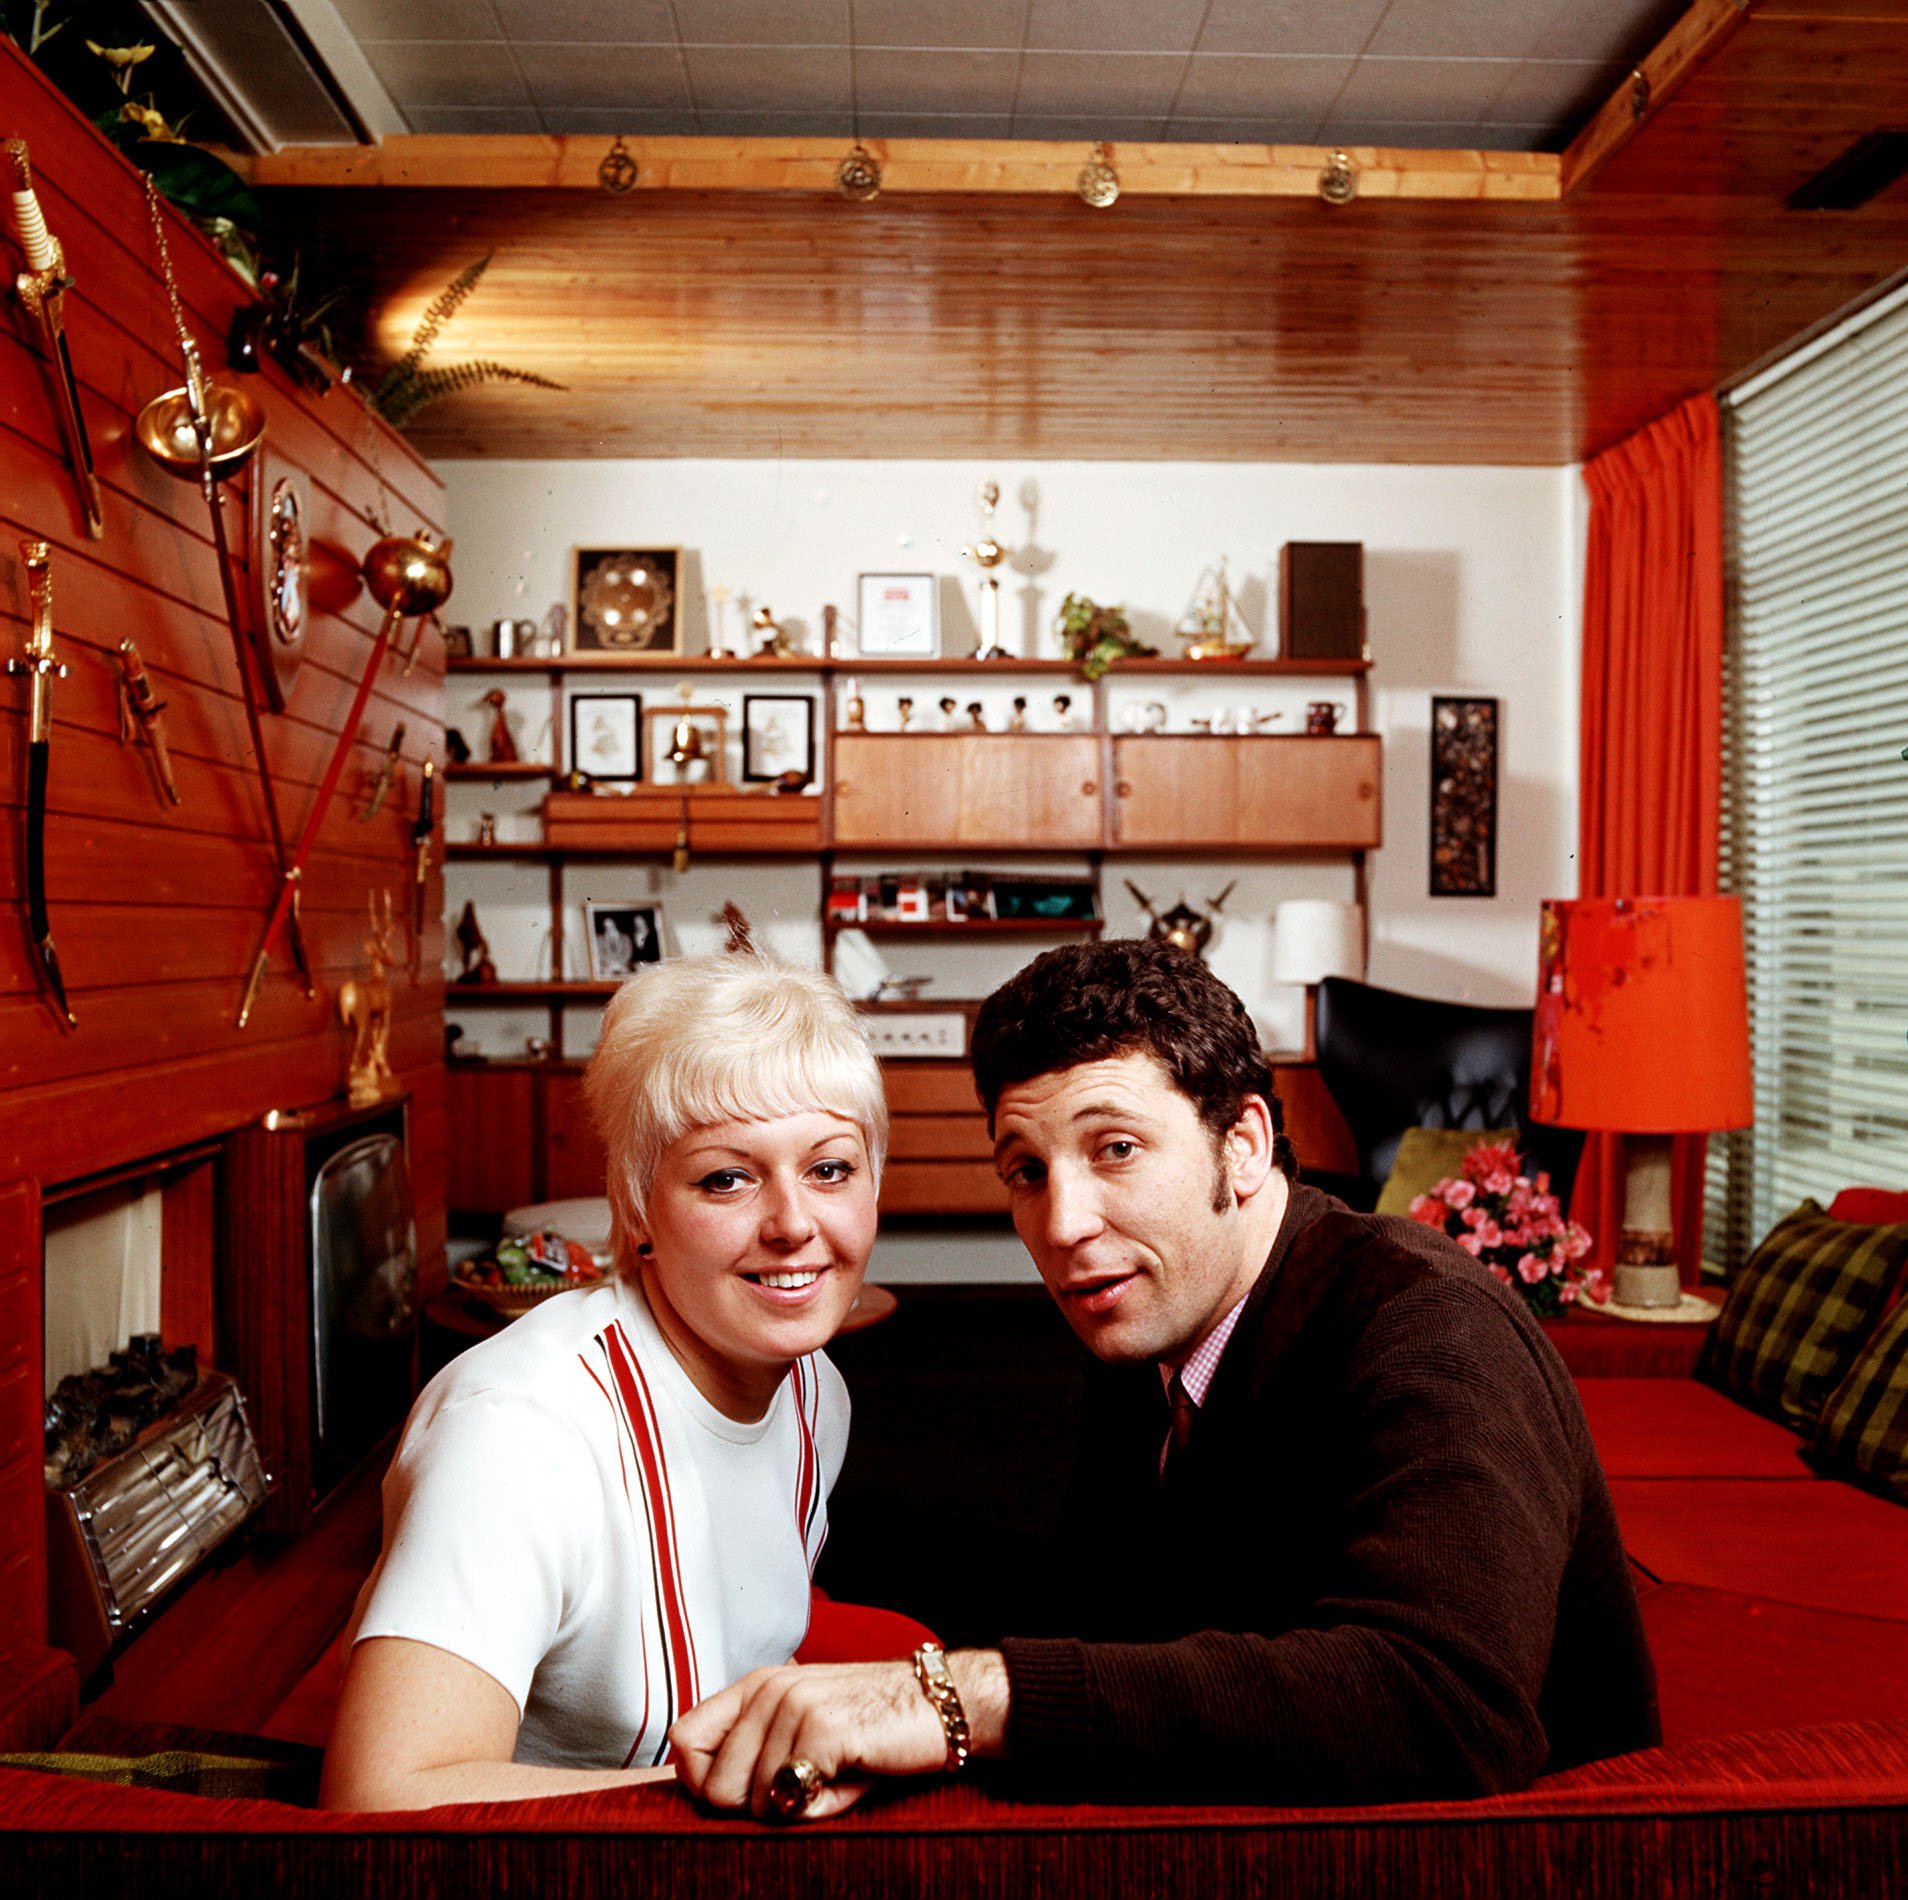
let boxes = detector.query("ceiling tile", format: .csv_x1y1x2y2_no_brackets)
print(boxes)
854,48,1020,116
1014,51,1186,117
1368,0,1584,61
1333,55,1517,123
330,0,482,40
850,0,1031,49
407,106,547,134
515,42,692,111
1026,0,1209,54
1477,122,1550,153
856,113,1018,137
1175,53,1355,122
694,109,860,134
361,41,532,111
1314,117,1492,148
491,0,678,41
1007,114,1169,141
538,106,703,134
1481,59,1622,128
1524,0,1684,65
1195,0,1392,59
1167,116,1333,144
683,44,852,112
672,0,850,47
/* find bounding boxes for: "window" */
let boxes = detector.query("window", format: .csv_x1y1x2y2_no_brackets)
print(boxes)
1710,282,1908,1267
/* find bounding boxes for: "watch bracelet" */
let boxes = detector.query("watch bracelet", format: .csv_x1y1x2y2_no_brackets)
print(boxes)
911,1640,970,1773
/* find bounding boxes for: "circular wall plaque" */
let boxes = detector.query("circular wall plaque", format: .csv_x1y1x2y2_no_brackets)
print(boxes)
250,449,308,708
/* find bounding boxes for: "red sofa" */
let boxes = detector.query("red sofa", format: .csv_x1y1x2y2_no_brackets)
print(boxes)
4,1202,1906,1898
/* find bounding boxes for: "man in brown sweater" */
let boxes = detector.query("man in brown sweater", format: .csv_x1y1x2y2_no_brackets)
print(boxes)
671,941,1658,1817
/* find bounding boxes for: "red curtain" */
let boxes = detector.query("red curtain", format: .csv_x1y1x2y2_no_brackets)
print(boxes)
1575,393,1726,1280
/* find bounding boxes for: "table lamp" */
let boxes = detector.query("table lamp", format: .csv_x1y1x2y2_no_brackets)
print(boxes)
1531,895,1752,1308
1273,899,1365,1061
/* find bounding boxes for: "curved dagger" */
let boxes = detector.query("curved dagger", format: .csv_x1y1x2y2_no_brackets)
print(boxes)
6,141,104,541
9,541,76,1025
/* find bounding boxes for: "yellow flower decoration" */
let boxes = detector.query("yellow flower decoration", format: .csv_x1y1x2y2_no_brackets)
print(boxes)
86,41,157,70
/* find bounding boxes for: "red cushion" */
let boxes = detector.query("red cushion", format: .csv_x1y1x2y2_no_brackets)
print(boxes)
1641,1582,1908,1746
1575,1378,1808,1478
795,1594,938,1665
1827,1188,1908,1226
1610,1477,1908,1621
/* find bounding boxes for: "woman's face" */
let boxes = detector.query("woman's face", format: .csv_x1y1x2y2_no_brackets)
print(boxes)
633,1109,877,1420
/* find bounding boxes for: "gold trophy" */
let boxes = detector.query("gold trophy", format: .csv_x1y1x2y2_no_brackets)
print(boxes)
964,480,1011,658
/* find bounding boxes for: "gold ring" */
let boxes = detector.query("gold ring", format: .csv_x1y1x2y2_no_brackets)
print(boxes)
768,1755,826,1819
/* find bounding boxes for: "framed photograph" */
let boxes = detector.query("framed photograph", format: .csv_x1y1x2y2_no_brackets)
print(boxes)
1429,695,1499,897
742,693,816,784
571,547,681,655
567,692,642,782
857,572,939,658
584,901,667,979
946,872,996,923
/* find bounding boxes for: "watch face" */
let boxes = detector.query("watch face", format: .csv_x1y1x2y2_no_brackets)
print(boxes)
250,452,308,709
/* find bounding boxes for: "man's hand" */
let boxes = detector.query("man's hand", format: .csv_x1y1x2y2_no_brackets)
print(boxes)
669,1652,1008,1823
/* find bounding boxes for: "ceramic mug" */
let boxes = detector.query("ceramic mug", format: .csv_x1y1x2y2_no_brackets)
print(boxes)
1306,700,1347,735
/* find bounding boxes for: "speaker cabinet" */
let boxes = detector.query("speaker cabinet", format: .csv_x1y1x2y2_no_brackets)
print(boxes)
1280,542,1366,661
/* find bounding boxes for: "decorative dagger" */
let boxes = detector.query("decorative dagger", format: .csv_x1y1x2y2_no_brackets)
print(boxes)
5,140,104,540
409,759,435,974
9,540,76,1026
116,638,182,807
357,721,407,820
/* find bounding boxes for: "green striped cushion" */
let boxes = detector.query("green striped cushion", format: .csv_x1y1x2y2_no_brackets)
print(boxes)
1806,1300,1908,1502
1696,1200,1908,1432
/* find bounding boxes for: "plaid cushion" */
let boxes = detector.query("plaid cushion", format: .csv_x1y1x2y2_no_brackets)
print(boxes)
1697,1199,1908,1432
1806,1300,1908,1503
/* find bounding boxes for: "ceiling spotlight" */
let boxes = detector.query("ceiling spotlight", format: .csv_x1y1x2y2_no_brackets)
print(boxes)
1317,149,1357,205
598,135,638,194
837,142,882,202
1077,142,1119,208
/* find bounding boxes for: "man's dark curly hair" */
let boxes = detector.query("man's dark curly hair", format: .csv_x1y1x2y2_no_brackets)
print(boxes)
971,939,1298,1178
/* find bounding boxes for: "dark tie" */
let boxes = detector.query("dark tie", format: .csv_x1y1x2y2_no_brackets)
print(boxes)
1165,1368,1198,1471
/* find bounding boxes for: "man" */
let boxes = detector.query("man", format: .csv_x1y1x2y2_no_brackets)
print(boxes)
671,940,1658,1817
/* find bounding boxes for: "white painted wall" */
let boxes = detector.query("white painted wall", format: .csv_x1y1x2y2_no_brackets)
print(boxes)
437,457,1582,1279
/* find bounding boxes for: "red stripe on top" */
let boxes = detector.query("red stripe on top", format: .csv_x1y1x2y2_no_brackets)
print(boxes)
580,1350,651,1763
789,1357,820,1564
604,1323,700,1719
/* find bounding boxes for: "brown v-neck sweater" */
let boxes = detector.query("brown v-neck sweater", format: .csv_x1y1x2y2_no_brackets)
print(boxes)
997,1184,1658,1803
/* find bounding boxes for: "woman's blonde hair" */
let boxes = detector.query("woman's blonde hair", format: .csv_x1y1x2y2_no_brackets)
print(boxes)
583,954,887,1275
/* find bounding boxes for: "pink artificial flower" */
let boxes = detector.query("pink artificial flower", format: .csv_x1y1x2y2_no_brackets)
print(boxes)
1559,1281,1579,1304
1462,1204,1488,1229
1564,1224,1593,1260
1444,1178,1477,1211
1516,1252,1548,1284
1462,1141,1522,1185
1484,1168,1517,1197
1475,1220,1504,1250
1407,1193,1444,1225
1456,1232,1486,1257
1488,1263,1513,1285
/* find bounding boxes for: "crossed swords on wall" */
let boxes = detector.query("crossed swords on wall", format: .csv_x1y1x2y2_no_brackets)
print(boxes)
4,138,451,1031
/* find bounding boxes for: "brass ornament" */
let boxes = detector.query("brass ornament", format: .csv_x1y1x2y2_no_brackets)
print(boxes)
1077,143,1120,209
598,135,638,194
1318,150,1358,206
579,551,674,649
837,142,882,202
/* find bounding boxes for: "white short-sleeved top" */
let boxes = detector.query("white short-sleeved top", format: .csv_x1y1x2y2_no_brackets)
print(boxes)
348,1276,848,1768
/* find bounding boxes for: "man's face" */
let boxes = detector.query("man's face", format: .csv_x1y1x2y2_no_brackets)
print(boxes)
991,1050,1273,1366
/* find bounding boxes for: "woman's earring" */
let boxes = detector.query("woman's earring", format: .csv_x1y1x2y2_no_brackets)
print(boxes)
636,1241,654,1257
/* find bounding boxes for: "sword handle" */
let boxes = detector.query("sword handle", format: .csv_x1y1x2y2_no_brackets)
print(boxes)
4,140,57,275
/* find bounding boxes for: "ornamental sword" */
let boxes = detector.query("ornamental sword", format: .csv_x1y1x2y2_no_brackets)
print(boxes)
408,758,435,974
9,540,76,1025
5,140,104,540
116,638,181,806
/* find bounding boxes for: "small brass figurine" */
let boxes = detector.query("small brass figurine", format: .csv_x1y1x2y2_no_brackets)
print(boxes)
483,688,518,763
753,604,799,658
339,891,399,1107
1124,879,1237,961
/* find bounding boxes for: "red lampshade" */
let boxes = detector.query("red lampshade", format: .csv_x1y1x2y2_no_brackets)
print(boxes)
1531,896,1753,1134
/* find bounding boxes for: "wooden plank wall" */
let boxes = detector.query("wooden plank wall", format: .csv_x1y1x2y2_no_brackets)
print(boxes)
0,40,447,1276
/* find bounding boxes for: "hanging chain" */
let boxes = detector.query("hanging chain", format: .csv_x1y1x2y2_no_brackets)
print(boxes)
142,172,206,409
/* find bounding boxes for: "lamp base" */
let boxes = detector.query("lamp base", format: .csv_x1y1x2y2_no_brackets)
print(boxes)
1611,1260,1685,1309
1613,1137,1684,1309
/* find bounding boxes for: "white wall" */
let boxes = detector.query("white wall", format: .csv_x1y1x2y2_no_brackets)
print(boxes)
437,458,1581,1278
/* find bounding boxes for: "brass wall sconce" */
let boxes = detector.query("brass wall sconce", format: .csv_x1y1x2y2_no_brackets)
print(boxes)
598,136,638,193
1318,150,1358,205
837,142,882,201
1078,143,1120,208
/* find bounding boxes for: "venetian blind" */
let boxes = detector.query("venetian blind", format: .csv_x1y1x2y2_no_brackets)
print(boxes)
1708,281,1908,1269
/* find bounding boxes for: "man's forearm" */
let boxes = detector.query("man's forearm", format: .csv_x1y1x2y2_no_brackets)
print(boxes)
946,1649,1012,1762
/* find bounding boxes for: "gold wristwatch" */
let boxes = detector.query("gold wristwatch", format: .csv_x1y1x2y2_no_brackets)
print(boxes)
912,1640,970,1773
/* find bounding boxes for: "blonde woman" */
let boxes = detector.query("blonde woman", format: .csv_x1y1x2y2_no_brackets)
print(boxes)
322,955,886,1809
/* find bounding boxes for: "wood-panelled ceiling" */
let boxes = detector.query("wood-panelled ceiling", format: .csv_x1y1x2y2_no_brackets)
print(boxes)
262,0,1908,465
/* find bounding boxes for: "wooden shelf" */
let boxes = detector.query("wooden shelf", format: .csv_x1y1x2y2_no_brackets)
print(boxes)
444,761,556,780
446,653,1370,681
445,981,619,1003
828,918,1103,936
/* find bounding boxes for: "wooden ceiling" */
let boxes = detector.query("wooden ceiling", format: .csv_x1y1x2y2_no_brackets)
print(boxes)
256,0,1908,465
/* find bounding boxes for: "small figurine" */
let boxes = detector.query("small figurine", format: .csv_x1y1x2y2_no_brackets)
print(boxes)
453,900,498,985
753,604,799,659
843,676,866,731
822,603,840,658
339,891,399,1107
1009,695,1029,732
966,701,987,732
445,726,471,764
938,695,960,731
482,688,519,764
1051,692,1079,732
897,695,916,731
708,582,734,659
477,812,498,847
1124,878,1237,962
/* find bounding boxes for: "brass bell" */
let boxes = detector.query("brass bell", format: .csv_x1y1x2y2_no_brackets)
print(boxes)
134,376,266,482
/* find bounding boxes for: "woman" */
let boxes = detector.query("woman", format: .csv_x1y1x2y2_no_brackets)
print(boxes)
321,954,885,1809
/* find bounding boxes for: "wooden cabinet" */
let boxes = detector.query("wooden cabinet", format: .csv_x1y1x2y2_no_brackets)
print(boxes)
1112,736,1382,850
833,734,1102,850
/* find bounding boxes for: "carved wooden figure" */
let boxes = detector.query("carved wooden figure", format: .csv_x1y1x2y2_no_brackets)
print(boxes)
339,891,399,1107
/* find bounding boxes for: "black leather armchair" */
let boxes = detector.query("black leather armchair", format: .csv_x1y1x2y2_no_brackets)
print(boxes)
1310,976,1585,1212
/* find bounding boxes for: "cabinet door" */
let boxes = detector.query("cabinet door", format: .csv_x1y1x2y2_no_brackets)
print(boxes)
1111,737,1237,847
834,734,1101,849
542,1068,610,1202
445,1065,536,1214
1235,737,1382,848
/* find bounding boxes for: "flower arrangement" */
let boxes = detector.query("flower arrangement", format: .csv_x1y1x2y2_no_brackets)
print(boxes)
1408,1139,1602,1316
